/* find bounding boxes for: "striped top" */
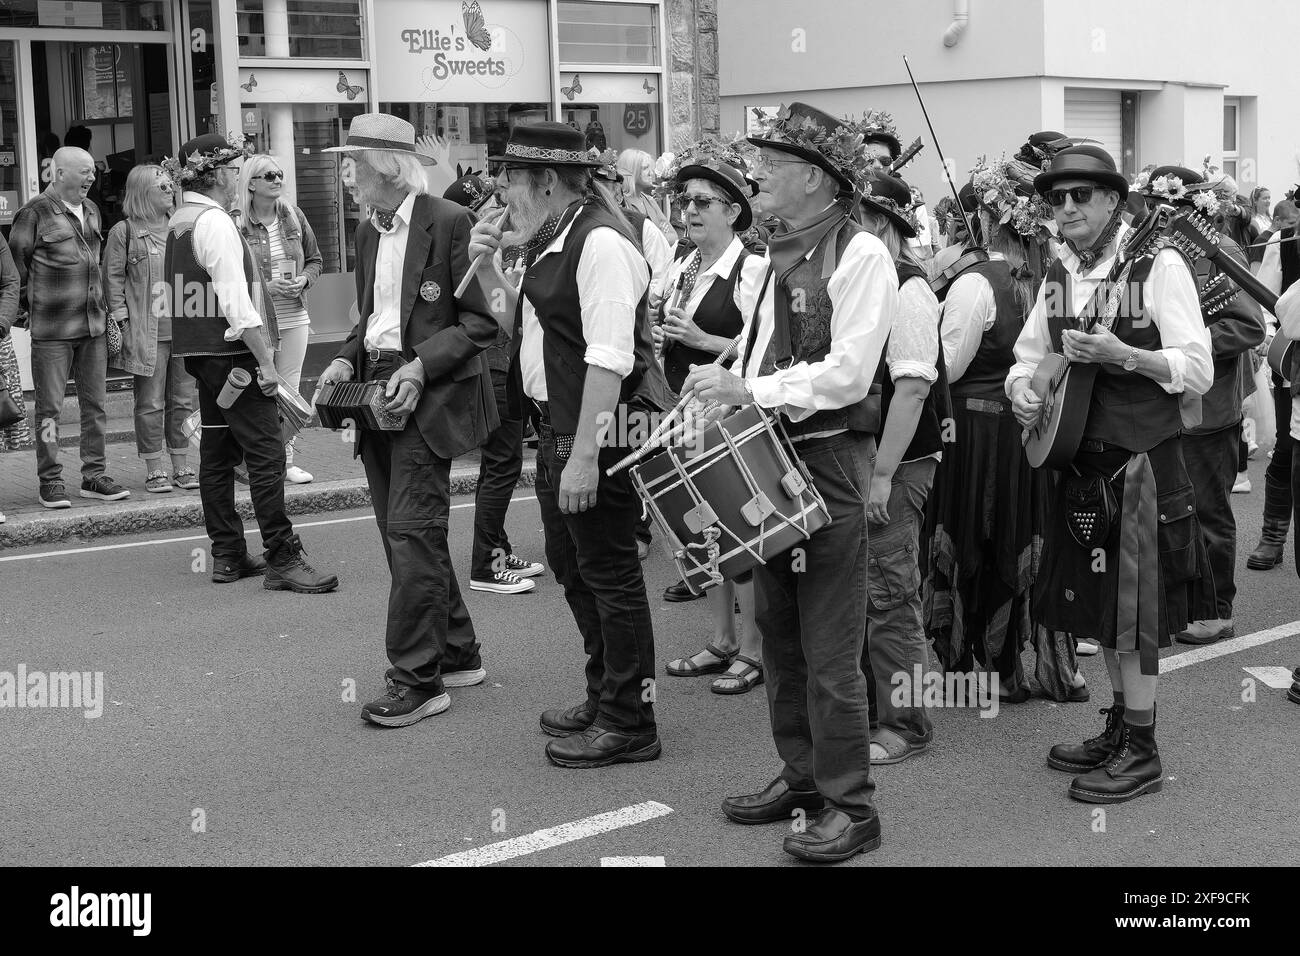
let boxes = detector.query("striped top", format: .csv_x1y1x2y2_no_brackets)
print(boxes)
266,216,310,330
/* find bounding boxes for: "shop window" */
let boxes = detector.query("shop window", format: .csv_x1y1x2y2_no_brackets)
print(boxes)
558,1,659,66
0,0,169,30
558,73,661,159
381,101,551,180
237,0,365,60
0,41,21,240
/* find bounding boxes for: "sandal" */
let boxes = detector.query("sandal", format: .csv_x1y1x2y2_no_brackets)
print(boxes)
869,727,930,765
710,654,763,695
145,470,173,493
666,642,735,677
172,468,200,490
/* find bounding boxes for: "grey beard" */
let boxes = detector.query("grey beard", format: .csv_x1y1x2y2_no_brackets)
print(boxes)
502,187,549,248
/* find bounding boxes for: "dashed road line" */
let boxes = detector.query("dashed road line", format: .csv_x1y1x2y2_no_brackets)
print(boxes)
1241,665,1295,689
414,801,673,867
601,856,666,866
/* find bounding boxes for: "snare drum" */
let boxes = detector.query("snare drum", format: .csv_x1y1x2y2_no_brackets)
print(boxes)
630,403,831,595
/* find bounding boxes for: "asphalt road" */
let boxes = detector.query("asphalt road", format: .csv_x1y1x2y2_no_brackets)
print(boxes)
2,454,1298,867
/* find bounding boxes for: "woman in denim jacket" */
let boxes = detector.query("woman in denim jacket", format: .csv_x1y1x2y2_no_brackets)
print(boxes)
238,154,323,484
104,164,197,493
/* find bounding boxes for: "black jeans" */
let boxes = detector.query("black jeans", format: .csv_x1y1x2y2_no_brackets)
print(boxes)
1266,373,1294,528
471,367,524,579
1183,425,1239,619
185,354,293,561
360,358,480,694
755,431,876,819
534,419,657,734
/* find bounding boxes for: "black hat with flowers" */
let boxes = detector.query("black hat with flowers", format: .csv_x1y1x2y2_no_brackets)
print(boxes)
858,110,902,161
164,130,248,187
655,136,758,231
1135,165,1220,216
860,172,919,238
747,102,870,191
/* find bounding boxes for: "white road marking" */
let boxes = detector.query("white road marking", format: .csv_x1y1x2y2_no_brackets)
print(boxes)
601,856,666,866
413,801,673,867
0,495,539,563
1159,622,1300,674
1242,666,1295,689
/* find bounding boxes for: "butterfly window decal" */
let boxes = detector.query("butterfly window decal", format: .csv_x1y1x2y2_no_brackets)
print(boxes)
337,70,364,101
463,0,493,52
561,74,583,100
642,78,655,95
240,73,257,93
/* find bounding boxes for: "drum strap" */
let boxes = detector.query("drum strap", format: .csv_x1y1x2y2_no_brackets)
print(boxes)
741,266,776,376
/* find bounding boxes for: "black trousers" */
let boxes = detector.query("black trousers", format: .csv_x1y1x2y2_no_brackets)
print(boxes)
1265,373,1294,526
534,418,657,734
360,358,480,693
471,367,524,579
185,354,293,561
1183,425,1240,620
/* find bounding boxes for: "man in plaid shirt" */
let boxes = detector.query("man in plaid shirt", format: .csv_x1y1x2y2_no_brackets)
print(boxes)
8,147,129,508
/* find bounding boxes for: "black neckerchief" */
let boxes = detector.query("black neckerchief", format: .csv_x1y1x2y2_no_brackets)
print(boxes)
1064,203,1124,272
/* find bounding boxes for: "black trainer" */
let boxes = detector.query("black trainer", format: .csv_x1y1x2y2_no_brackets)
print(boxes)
80,475,130,501
264,534,339,593
361,682,450,727
39,481,72,509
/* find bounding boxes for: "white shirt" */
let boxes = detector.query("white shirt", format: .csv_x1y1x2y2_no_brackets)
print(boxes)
62,200,86,230
520,207,648,402
889,274,942,463
940,251,1004,383
906,202,933,251
1256,231,1285,336
1274,279,1300,439
364,191,416,351
662,235,765,330
181,190,264,341
732,225,899,424
640,218,674,305
1005,223,1213,399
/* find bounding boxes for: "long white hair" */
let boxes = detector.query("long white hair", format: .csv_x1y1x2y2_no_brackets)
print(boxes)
356,148,428,196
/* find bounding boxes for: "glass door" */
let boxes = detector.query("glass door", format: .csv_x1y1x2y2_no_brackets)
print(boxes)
0,41,24,242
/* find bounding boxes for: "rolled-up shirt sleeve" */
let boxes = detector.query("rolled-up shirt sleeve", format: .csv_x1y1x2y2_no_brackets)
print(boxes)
748,232,898,417
576,225,646,378
888,277,939,383
191,205,264,341
1147,248,1213,396
942,271,996,382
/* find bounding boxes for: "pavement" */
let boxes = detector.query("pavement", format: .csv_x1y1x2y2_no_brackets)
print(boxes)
0,382,537,548
0,452,1297,868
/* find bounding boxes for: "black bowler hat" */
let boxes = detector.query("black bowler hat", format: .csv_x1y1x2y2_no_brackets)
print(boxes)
443,168,495,212
489,121,601,167
860,172,919,238
748,102,863,190
179,133,244,167
675,160,756,231
1034,144,1129,199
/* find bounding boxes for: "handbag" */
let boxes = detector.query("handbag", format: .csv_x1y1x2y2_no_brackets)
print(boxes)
1063,468,1121,549
106,316,123,358
0,364,22,428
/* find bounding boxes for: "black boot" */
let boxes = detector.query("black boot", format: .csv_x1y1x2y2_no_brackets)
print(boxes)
264,534,339,594
1068,719,1163,804
1247,475,1292,570
1047,703,1125,772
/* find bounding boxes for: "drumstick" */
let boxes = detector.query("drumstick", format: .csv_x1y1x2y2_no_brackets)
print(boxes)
454,203,510,299
606,334,743,476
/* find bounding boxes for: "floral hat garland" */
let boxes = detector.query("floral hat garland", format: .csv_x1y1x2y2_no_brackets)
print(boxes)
748,105,874,193
650,134,753,199
1133,169,1221,217
161,129,249,188
969,154,1053,238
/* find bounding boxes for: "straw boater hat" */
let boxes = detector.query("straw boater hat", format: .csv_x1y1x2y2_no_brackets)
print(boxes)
1033,144,1129,199
859,172,919,238
747,102,871,192
323,113,435,165
488,122,602,167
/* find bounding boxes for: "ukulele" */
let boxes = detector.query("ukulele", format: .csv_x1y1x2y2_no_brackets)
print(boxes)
1159,210,1295,379
1024,206,1171,470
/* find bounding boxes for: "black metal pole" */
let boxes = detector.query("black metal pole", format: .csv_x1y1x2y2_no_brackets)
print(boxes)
902,54,976,244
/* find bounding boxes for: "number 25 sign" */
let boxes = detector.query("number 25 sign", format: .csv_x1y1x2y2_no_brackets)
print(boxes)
623,105,651,136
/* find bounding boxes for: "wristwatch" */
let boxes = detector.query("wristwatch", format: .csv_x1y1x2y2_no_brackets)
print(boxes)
1122,347,1140,372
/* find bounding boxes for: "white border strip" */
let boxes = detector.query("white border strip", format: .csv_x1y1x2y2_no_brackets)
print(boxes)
413,801,673,868
1159,621,1300,674
0,497,539,563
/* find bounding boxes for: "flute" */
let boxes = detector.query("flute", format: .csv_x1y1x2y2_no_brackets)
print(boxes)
606,334,742,476
454,203,510,299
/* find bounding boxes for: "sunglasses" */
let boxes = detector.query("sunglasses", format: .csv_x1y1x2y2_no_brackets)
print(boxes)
157,182,174,193
675,194,726,211
257,171,285,182
1045,186,1097,207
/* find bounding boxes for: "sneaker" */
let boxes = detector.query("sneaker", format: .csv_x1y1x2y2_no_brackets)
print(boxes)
443,666,487,688
1075,638,1101,657
470,570,535,594
285,465,314,484
80,475,130,501
1232,474,1251,494
503,554,545,578
361,682,450,727
38,481,72,509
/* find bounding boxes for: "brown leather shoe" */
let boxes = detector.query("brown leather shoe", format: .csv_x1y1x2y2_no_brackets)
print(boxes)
721,777,824,825
782,808,882,863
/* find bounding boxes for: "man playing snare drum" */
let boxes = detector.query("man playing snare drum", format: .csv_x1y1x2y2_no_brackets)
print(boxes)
684,103,898,863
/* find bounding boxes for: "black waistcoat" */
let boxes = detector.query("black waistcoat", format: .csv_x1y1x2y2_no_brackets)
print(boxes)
1280,226,1300,294
509,203,672,434
948,259,1024,402
663,249,748,394
1043,255,1183,453
873,262,946,460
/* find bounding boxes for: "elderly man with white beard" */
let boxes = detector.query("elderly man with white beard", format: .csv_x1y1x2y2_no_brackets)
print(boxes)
469,121,673,769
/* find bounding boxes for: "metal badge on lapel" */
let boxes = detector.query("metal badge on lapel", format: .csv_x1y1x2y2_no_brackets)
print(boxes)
420,280,441,302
